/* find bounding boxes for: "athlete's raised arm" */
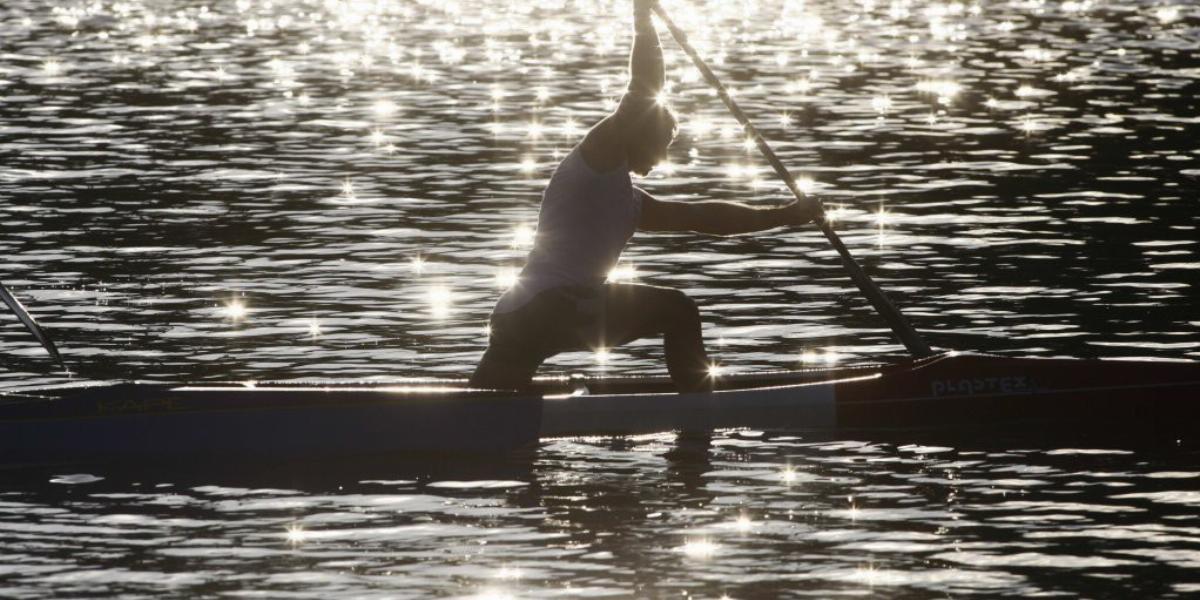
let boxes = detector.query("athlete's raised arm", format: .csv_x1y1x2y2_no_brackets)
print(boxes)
580,0,676,175
624,0,665,103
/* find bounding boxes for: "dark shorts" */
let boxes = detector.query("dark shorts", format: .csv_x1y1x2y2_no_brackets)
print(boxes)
470,283,708,391
489,285,609,358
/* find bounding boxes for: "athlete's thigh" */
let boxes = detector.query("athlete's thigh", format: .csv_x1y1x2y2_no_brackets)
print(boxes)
595,283,687,347
494,289,587,357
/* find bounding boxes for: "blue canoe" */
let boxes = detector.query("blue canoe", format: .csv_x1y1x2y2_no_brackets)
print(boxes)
2,352,1198,468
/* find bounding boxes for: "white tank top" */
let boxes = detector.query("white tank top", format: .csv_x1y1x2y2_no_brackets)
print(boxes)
494,145,643,314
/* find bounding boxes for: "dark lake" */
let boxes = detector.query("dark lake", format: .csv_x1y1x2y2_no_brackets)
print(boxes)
1,0,1197,597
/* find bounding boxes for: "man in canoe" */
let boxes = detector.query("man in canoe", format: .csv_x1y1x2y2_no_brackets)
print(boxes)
470,0,819,392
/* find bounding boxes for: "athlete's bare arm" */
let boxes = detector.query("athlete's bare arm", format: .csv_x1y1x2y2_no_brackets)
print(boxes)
637,188,821,235
580,0,664,172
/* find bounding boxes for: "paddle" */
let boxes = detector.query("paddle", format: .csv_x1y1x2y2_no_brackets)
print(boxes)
0,281,67,372
649,2,935,359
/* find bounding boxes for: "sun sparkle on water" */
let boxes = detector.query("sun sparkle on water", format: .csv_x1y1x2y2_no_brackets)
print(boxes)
224,299,247,322
678,539,719,559
511,225,535,249
372,99,397,116
473,591,515,600
285,524,306,544
870,95,892,115
874,208,890,226
495,566,523,580
795,177,816,195
1155,6,1180,24
734,515,753,532
410,255,426,275
606,263,637,283
781,465,798,483
519,157,536,174
428,287,452,319
495,267,519,290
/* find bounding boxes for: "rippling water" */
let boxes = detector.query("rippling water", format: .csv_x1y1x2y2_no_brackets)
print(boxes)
2,440,1199,598
1,0,1198,596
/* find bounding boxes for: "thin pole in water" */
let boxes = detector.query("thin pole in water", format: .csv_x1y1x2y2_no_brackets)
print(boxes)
0,281,67,372
650,2,935,358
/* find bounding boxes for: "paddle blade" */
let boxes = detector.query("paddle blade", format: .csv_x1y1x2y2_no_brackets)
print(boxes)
0,282,65,371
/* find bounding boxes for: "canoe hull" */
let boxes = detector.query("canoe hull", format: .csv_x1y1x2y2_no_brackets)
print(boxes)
835,354,1200,436
541,378,839,437
1,353,1197,467
0,385,542,467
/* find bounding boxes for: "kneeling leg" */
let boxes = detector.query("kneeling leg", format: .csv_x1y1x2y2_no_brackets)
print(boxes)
598,284,712,392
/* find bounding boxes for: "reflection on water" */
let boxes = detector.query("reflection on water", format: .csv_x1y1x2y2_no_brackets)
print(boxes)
0,0,1197,596
0,438,1198,598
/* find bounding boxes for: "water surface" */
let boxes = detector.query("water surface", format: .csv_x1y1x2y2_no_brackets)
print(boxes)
0,0,1197,597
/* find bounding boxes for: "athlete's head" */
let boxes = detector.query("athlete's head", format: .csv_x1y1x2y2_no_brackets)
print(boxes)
622,98,678,176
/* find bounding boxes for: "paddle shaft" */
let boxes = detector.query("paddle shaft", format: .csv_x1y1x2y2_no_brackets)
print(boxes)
650,4,934,358
0,281,67,371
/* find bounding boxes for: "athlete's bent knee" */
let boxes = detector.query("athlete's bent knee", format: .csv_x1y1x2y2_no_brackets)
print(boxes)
665,289,700,323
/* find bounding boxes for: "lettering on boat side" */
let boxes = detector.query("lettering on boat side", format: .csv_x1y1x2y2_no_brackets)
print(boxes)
96,397,178,414
931,376,1033,397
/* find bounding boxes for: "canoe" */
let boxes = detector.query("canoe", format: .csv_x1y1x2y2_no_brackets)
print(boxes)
1,352,1197,467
